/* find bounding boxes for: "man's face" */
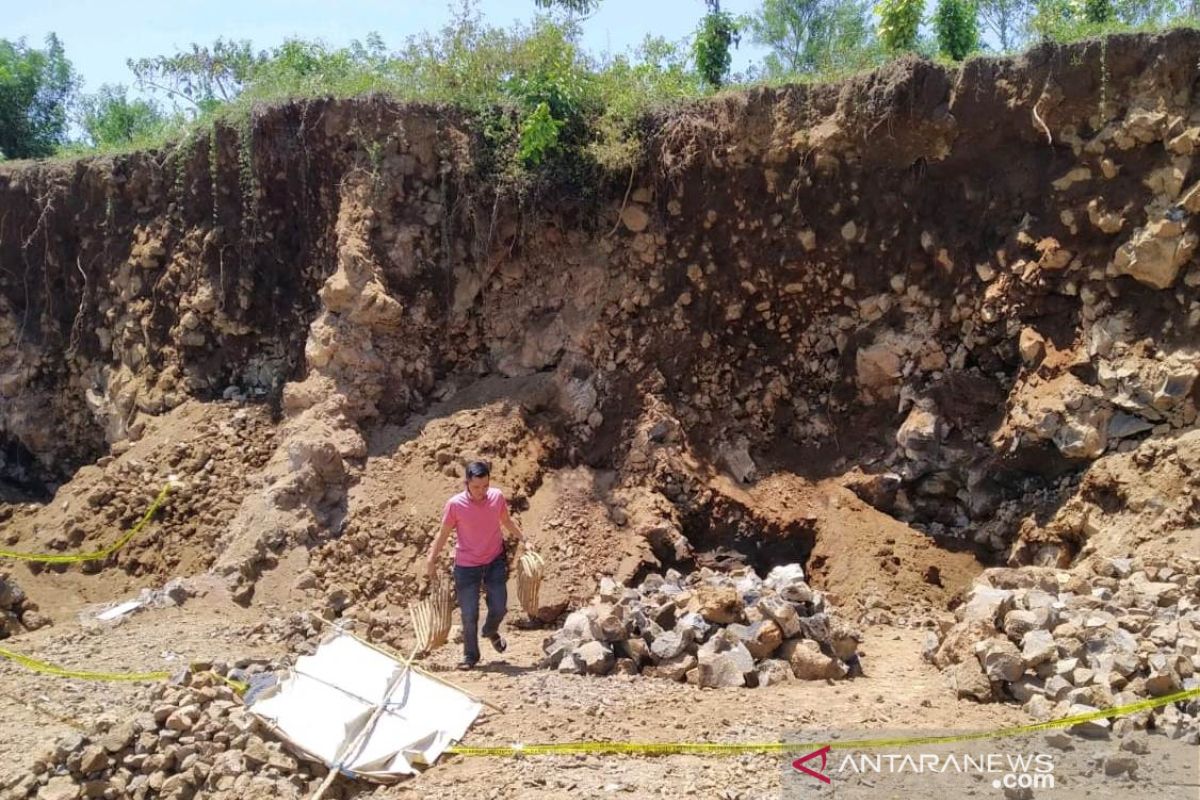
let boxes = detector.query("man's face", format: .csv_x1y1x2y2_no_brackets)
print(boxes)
466,476,489,499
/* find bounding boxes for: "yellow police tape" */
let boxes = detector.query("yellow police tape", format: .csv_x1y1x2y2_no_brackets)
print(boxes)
0,482,173,563
2,641,1194,757
0,644,247,693
445,685,1200,757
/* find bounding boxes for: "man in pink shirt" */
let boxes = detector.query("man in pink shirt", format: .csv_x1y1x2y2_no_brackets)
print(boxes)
425,461,525,669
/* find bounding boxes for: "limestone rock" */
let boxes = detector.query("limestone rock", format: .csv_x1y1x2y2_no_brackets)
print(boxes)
755,596,801,638
1021,629,1057,668
692,584,744,625
781,639,847,681
37,777,81,800
976,637,1024,682
896,402,942,459
577,641,615,675
756,658,793,687
696,642,755,688
726,620,783,660
649,628,693,661
945,659,992,701
1018,328,1046,365
645,652,696,681
1109,217,1199,289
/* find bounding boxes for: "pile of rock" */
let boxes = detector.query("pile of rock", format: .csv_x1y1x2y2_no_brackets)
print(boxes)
926,556,1199,742
0,572,49,639
3,668,325,800
541,565,861,688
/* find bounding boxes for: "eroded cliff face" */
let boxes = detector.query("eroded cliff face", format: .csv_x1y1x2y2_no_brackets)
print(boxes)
4,31,1200,575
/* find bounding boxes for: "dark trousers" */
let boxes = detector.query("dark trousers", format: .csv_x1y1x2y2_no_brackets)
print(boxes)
453,553,507,663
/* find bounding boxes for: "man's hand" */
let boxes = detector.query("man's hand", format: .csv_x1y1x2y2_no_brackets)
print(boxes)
424,555,438,579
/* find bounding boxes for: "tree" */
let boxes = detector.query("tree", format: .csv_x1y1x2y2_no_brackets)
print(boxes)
875,0,923,52
694,0,741,89
533,0,603,13
976,0,1030,51
749,0,873,75
127,39,262,112
78,84,167,148
0,34,77,159
934,0,981,59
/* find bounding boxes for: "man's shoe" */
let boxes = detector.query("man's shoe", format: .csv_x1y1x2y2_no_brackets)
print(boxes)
487,633,507,654
456,659,477,671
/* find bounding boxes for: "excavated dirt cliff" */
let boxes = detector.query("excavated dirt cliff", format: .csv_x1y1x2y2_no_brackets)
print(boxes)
1,29,1199,800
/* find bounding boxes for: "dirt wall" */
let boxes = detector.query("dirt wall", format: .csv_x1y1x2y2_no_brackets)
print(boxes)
4,31,1200,569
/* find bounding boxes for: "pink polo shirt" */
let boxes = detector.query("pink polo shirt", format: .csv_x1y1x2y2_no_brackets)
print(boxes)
441,488,507,567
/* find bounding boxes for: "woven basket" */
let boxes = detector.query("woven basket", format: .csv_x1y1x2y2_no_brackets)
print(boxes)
409,577,454,655
516,548,545,619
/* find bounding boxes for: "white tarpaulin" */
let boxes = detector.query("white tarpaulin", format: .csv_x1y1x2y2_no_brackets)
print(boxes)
250,632,482,779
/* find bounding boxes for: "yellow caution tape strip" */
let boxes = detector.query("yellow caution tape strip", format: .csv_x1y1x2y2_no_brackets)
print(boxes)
446,686,1200,757
0,645,247,694
0,483,173,563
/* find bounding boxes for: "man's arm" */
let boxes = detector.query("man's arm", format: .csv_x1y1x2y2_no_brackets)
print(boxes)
425,521,454,578
499,504,524,542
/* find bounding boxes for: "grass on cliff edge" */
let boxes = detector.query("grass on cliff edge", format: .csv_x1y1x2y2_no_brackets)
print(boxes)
31,15,1200,190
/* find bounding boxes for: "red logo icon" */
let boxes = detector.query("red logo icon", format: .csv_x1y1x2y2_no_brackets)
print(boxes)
792,745,832,784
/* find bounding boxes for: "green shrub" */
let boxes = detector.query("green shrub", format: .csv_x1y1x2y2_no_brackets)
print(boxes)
518,101,563,165
78,84,171,149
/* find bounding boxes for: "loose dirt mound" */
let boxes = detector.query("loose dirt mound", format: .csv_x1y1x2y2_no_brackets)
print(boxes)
2,401,277,616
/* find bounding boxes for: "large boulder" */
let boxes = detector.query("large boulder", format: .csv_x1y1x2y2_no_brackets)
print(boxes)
561,609,600,643
956,585,1015,627
692,584,744,625
976,637,1024,683
697,642,756,688
945,658,993,701
780,639,848,681
726,620,783,660
756,596,802,638
1021,629,1057,668
649,628,694,661
645,652,697,682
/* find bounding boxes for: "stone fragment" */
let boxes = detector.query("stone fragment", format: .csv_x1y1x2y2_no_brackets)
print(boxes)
781,639,847,681
755,596,802,637
726,620,783,660
577,641,616,675
650,629,693,661
645,652,696,681
756,659,793,687
1021,630,1057,668
620,205,650,233
1109,217,1199,289
976,637,1024,683
945,659,992,701
692,584,743,625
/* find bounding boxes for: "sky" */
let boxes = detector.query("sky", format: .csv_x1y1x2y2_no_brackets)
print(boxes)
6,0,774,95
